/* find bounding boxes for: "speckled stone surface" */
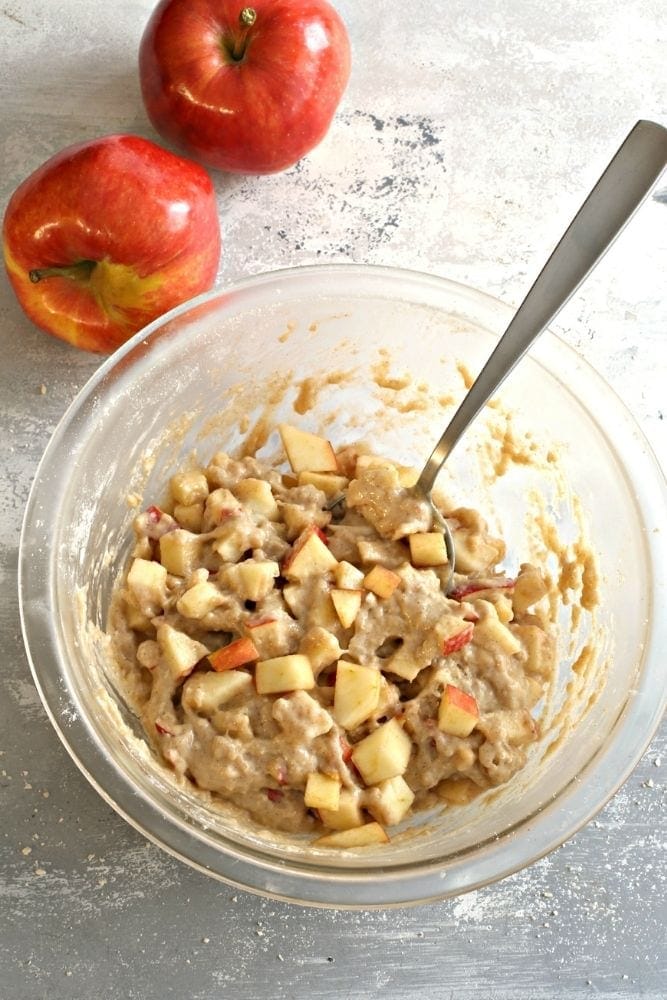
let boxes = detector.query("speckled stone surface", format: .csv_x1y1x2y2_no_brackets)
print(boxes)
1,1,665,998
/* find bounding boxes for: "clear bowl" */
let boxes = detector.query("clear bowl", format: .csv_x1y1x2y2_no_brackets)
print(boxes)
19,264,666,908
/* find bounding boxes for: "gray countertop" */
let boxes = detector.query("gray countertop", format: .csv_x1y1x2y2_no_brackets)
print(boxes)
1,1,665,997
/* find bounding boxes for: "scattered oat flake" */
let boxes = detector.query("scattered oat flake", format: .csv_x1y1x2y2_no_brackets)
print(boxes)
34,868,46,876
202,937,210,944
39,384,47,395
21,847,32,856
42,790,49,798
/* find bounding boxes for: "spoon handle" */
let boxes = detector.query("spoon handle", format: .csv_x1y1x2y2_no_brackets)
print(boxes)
417,119,667,497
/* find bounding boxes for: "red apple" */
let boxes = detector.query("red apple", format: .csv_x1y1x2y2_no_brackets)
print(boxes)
2,135,221,353
139,0,351,174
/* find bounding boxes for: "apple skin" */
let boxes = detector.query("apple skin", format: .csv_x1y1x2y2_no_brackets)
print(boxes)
2,135,221,353
139,0,351,174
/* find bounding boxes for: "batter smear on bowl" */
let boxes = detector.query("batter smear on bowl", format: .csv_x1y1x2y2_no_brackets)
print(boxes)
108,424,556,847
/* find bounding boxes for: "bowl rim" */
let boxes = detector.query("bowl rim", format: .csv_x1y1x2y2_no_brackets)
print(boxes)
18,262,667,908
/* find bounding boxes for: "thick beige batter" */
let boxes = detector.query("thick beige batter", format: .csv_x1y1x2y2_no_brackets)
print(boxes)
108,426,558,845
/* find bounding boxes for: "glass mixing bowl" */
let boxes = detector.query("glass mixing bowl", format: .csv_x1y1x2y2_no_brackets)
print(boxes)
19,264,666,907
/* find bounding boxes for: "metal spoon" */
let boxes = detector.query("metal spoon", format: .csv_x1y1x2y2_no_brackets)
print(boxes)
330,119,667,587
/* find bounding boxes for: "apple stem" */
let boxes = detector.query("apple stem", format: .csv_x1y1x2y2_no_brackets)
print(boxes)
29,260,97,284
230,7,257,61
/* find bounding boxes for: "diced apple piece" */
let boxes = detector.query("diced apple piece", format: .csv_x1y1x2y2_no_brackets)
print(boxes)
222,560,279,602
397,466,419,488
245,617,293,659
330,588,363,629
126,557,167,616
282,525,338,580
279,424,338,474
131,536,153,560
333,661,381,730
436,618,474,655
408,531,449,567
233,478,280,521
134,505,177,539
298,627,342,673
297,470,350,497
170,470,209,506
438,684,479,737
203,488,242,531
355,454,418,488
182,669,252,714
313,822,389,848
351,718,412,785
306,589,340,631
255,654,315,694
208,636,259,672
334,560,365,590
124,601,153,632
282,583,305,617
159,530,203,577
173,501,204,533
384,647,421,681
366,775,415,827
474,603,522,655
363,564,401,599
157,623,209,681
318,788,364,830
212,533,248,564
176,581,225,619
354,454,395,474
304,772,342,811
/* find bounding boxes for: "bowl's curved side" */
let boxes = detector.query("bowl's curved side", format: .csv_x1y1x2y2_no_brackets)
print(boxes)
19,264,667,907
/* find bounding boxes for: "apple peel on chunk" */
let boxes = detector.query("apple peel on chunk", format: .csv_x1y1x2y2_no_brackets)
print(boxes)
449,578,515,602
279,424,338,474
313,822,389,849
208,637,259,672
437,619,475,655
282,525,338,580
438,684,479,737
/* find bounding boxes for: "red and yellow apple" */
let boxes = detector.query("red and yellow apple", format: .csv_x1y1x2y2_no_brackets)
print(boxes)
139,0,351,174
2,134,220,353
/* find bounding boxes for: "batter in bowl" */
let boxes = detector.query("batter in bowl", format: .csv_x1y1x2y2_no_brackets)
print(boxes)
108,424,555,847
